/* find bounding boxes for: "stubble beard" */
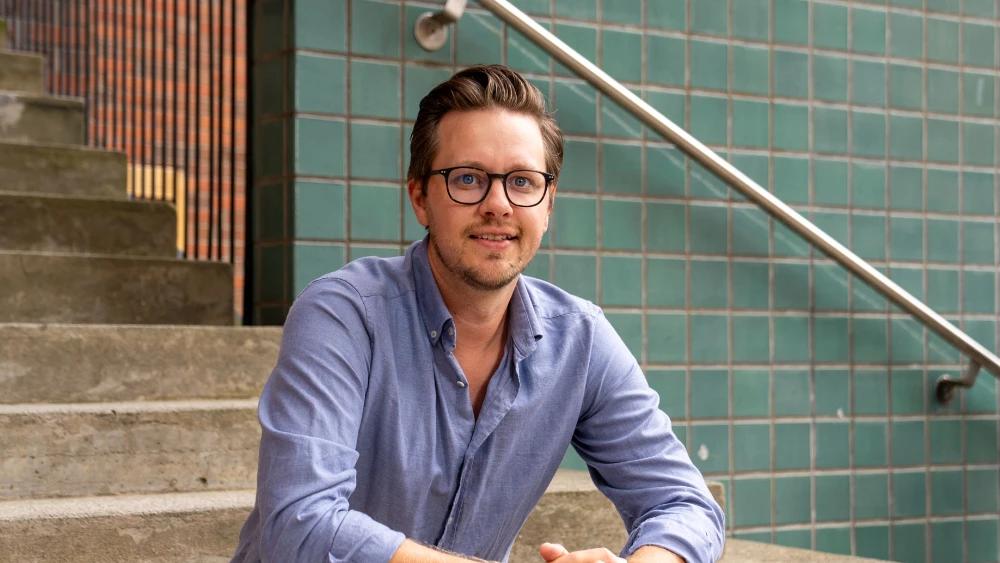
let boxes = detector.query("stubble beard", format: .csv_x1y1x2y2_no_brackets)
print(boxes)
427,227,527,291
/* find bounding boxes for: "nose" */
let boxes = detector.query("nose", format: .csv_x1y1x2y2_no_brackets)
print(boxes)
479,176,513,217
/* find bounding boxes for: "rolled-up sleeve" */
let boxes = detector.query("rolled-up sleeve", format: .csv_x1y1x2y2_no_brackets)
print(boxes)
254,278,406,562
572,312,725,563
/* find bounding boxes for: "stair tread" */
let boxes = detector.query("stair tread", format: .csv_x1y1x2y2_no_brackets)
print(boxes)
0,489,256,521
0,398,258,416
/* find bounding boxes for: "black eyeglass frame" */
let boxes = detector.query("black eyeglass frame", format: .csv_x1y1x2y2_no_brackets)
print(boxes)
425,166,556,208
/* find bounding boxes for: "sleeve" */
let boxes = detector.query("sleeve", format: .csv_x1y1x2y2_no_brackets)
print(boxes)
253,277,406,562
571,311,725,563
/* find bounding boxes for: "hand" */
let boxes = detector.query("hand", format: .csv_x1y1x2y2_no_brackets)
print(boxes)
538,542,627,563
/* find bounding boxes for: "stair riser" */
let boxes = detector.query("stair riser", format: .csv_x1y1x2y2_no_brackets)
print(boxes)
0,194,176,257
0,325,280,404
0,252,234,325
0,406,259,500
0,142,126,198
0,52,44,93
0,93,84,145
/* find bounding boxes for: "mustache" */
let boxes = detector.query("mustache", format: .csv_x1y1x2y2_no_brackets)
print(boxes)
463,222,521,237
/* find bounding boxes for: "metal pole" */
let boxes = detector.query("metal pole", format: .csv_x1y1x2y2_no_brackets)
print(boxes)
475,0,1000,384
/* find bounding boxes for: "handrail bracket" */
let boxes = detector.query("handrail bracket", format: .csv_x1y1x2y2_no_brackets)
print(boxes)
414,0,467,51
937,361,982,404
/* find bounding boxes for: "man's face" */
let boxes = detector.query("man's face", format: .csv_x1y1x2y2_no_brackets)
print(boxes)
407,108,555,293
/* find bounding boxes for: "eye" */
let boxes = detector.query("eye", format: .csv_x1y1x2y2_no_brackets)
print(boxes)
512,176,529,187
459,174,477,185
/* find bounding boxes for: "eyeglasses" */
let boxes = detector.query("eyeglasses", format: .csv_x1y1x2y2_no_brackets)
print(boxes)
426,166,555,208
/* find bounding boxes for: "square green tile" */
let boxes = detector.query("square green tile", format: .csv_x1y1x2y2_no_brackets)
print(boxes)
927,269,959,312
350,0,400,57
554,81,598,135
855,473,889,519
773,262,809,310
601,256,642,306
854,370,888,415
607,312,643,359
927,68,959,114
966,371,998,414
773,103,809,152
774,0,808,45
690,0,727,35
648,0,685,30
774,50,808,99
775,476,811,525
773,156,809,205
256,182,287,241
814,316,849,362
689,40,728,91
852,163,886,209
647,36,685,87
690,315,729,363
734,424,771,471
927,168,959,213
851,213,886,260
892,471,927,517
927,119,959,163
292,242,346,295
963,172,995,215
296,54,346,114
349,184,401,241
253,119,282,178
774,370,810,416
814,4,848,50
689,205,728,255
773,316,810,363
647,258,685,308
349,245,401,260
775,530,811,550
689,157,729,200
603,98,643,138
646,143,686,197
690,260,728,308
733,100,769,148
852,60,886,107
966,420,998,464
892,421,926,468
732,261,769,309
889,64,924,111
889,166,923,211
963,23,996,69
851,111,886,158
964,0,995,16
731,155,769,197
927,219,959,263
967,469,1000,514
601,142,642,194
349,122,400,180
930,470,964,516
928,18,959,63
851,8,886,55
731,207,770,257
553,253,596,301
814,55,848,103
647,202,686,252
815,369,849,416
891,317,926,365
350,60,400,119
855,421,888,467
647,369,686,419
813,160,849,206
599,0,639,23
295,0,346,51
928,0,961,12
967,520,999,563
254,0,287,57
816,422,850,468
929,419,962,464
689,424,730,474
855,525,889,560
889,115,923,161
964,222,995,264
963,122,995,166
553,196,597,248
559,139,598,193
456,12,502,66
733,316,770,363
890,217,923,262
601,30,641,83
690,370,729,418
690,96,727,146
890,12,923,60
816,474,851,522
295,181,345,240
507,27,550,74
854,318,889,363
733,478,772,527
295,117,346,177
647,313,687,363
816,527,852,555
931,521,964,563
732,45,769,96
256,243,288,303
891,369,925,415
733,0,769,41
733,369,770,417
814,108,848,155
403,65,451,120
774,423,810,470
964,73,996,118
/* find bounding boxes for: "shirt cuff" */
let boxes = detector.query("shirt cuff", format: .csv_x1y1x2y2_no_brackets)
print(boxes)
330,509,408,562
622,515,724,563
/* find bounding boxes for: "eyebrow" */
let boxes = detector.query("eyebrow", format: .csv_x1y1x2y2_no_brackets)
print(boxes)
455,161,543,171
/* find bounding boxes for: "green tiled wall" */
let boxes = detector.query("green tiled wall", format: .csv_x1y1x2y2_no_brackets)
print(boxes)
250,0,1000,560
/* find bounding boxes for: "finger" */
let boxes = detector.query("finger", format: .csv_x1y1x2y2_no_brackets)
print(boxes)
539,542,570,561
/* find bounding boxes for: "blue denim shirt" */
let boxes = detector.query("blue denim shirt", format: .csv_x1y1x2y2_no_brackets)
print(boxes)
232,239,724,562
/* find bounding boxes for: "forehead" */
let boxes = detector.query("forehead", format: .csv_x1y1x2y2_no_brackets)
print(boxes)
432,109,546,169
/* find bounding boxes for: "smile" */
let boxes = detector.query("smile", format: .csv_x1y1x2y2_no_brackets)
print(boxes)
470,234,517,241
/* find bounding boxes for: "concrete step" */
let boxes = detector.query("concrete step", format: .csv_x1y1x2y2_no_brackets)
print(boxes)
0,20,6,48
0,91,85,145
0,51,44,93
0,251,234,325
0,141,127,198
0,399,259,500
0,324,280,404
0,191,176,257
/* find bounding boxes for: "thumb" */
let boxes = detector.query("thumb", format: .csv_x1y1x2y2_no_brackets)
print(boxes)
539,542,569,561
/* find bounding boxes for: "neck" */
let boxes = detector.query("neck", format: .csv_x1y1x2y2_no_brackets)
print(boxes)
426,248,516,348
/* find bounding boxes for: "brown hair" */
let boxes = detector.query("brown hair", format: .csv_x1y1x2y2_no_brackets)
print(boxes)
407,64,563,189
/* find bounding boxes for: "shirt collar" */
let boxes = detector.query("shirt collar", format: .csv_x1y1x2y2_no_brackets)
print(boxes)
410,237,543,357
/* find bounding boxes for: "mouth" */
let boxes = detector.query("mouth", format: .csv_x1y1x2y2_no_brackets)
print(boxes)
469,233,518,242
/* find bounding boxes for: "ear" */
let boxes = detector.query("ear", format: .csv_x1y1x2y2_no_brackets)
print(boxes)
543,182,557,231
407,177,429,228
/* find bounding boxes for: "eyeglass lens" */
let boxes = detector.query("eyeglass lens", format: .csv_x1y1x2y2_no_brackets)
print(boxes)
446,167,547,206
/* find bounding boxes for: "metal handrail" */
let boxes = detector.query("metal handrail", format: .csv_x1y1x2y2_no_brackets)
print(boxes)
423,0,1000,402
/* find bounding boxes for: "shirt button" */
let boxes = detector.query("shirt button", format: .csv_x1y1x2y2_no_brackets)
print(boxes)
456,380,466,388
430,330,438,338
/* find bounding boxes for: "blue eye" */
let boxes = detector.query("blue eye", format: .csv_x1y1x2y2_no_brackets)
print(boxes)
512,177,528,187
460,174,477,185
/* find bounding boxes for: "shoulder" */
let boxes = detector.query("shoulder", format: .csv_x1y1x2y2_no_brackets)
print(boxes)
304,254,413,301
520,275,602,322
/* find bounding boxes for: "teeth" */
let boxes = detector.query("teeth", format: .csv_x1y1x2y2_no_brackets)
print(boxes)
475,234,513,241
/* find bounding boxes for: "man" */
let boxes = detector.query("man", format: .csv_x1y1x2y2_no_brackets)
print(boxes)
233,65,724,562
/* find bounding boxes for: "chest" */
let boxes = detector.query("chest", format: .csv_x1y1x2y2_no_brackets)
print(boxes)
453,343,505,415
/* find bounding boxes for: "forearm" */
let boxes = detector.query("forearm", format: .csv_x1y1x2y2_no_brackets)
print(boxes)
390,539,497,563
628,545,684,563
